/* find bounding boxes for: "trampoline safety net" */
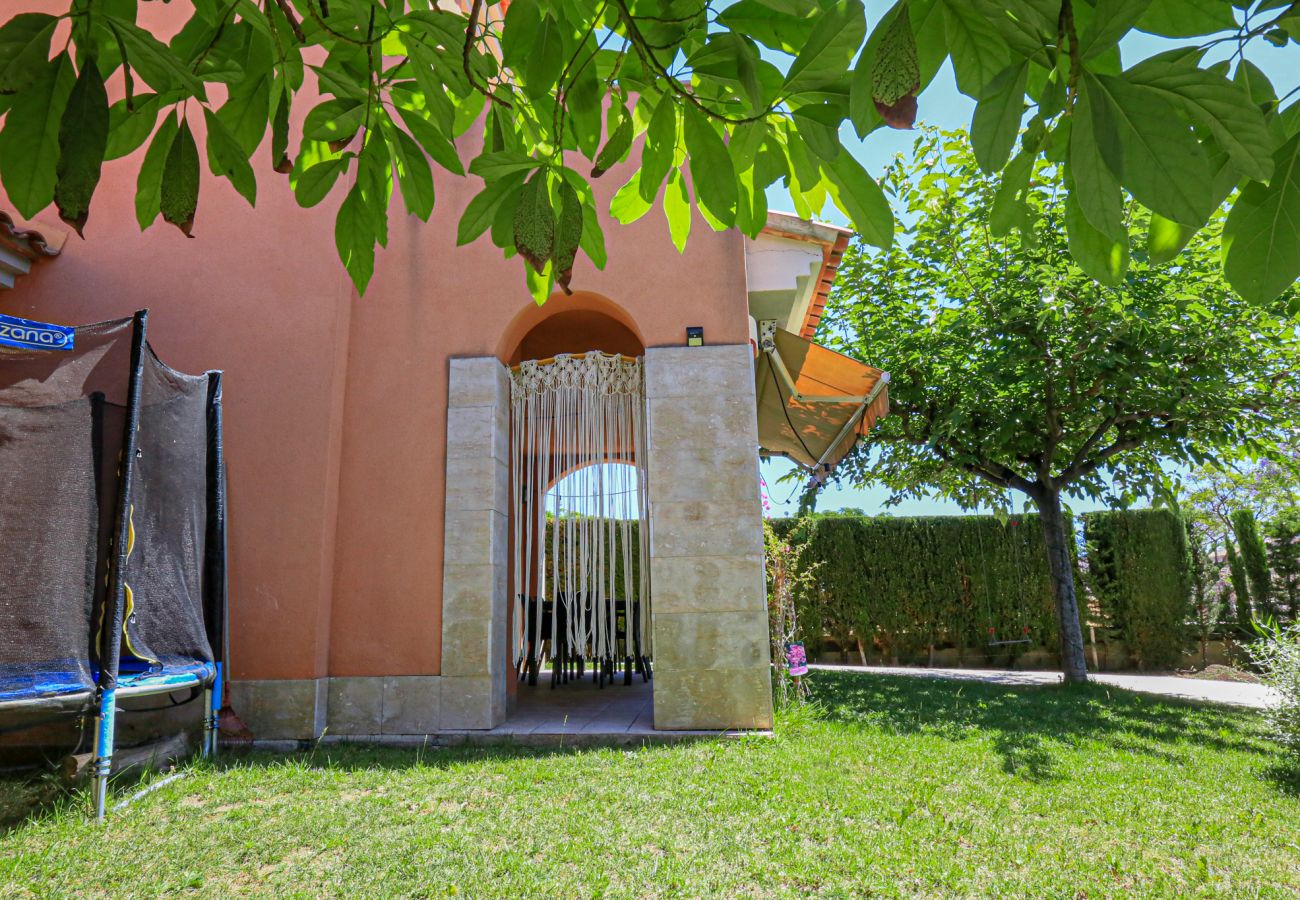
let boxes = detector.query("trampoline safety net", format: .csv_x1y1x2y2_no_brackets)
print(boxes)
0,313,225,706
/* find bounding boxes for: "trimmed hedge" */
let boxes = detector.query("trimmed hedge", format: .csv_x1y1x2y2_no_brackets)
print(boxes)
772,514,1065,662
773,508,1193,668
1082,509,1192,669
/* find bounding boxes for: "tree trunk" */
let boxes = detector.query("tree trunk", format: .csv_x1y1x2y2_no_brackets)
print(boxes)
1034,487,1089,684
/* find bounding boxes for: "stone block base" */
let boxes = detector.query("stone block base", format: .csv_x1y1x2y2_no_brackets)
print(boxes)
230,674,507,739
227,678,328,740
653,666,774,730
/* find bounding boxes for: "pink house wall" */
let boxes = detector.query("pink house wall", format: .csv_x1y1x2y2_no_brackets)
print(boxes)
1,4,751,684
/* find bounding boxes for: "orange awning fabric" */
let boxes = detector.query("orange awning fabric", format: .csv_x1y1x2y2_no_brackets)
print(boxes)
755,326,889,471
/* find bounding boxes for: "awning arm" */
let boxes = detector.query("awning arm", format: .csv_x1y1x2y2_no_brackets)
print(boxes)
813,373,890,471
758,320,881,404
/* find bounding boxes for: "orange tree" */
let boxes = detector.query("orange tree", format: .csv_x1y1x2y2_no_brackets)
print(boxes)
821,129,1299,682
0,1,1299,300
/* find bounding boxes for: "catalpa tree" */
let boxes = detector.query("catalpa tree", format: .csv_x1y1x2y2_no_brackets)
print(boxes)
0,0,1298,301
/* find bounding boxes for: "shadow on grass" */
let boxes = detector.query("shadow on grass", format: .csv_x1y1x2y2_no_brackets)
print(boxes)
0,732,651,834
1261,758,1300,798
806,669,1272,784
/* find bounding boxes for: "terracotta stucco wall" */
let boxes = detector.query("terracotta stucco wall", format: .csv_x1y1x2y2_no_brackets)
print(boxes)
328,147,750,678
1,3,752,684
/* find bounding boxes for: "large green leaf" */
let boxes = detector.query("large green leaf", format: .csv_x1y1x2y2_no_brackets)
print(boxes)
1146,213,1197,264
294,157,347,209
579,201,606,270
204,109,257,206
1078,0,1152,59
54,60,110,234
392,104,463,175
942,0,1011,98
355,139,392,249
792,103,842,161
514,172,556,273
105,93,161,161
663,168,692,253
1064,191,1129,286
303,98,365,144
524,14,564,98
553,181,583,291
682,105,737,227
989,150,1034,237
1136,0,1237,37
1125,51,1275,182
217,71,271,156
970,61,1028,174
592,116,633,178
0,53,74,219
715,0,818,54
783,0,866,96
336,181,376,294
1070,80,1126,242
106,15,207,98
468,150,539,181
160,118,200,235
825,152,893,249
0,13,58,94
610,172,653,224
457,171,528,245
1089,73,1216,226
639,96,678,202
1223,133,1300,305
270,83,291,173
500,0,540,72
135,112,179,228
387,124,435,220
566,43,603,159
689,34,766,113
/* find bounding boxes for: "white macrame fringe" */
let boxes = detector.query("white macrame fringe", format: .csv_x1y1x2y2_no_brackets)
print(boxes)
510,353,651,666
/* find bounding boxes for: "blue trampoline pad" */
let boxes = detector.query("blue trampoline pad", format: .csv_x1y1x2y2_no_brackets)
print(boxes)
0,660,215,705
0,661,93,703
114,659,215,693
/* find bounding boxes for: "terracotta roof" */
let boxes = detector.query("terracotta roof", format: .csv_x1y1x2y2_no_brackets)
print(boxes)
0,212,64,289
758,212,852,340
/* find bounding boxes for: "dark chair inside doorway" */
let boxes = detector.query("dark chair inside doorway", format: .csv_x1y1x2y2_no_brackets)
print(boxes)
517,594,652,690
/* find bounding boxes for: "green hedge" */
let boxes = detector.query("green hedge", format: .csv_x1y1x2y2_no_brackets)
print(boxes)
538,515,643,599
773,509,1193,667
773,514,1066,662
1082,509,1192,669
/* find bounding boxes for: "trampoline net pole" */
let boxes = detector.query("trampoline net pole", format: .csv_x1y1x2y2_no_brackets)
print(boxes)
92,310,148,820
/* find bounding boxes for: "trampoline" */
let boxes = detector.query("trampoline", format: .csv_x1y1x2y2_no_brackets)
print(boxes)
0,311,227,819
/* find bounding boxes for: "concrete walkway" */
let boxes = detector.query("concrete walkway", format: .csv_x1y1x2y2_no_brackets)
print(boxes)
812,664,1280,709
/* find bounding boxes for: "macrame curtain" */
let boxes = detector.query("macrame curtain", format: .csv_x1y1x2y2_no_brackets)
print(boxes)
510,352,651,667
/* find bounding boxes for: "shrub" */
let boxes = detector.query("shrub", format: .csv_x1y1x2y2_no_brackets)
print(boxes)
775,513,1064,662
1249,620,1300,760
1083,509,1193,670
1233,509,1274,619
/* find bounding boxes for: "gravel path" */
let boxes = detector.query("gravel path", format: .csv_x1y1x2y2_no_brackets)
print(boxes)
812,664,1280,709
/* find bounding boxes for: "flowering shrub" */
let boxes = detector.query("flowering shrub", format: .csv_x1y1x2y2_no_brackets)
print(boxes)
1250,620,1300,759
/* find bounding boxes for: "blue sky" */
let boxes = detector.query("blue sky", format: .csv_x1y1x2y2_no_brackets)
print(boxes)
759,22,1300,519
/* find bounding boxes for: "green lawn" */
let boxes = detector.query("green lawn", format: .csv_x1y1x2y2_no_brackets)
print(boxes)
2,671,1298,897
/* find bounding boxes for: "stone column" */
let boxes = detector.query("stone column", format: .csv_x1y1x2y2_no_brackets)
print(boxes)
439,357,511,729
645,345,774,730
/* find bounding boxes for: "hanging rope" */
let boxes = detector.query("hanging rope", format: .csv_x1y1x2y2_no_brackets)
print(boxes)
510,353,651,670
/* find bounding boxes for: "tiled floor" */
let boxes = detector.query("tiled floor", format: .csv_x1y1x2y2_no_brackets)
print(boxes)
505,671,656,738
299,670,770,751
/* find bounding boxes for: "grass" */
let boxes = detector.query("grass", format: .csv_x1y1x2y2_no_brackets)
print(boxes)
2,670,1298,897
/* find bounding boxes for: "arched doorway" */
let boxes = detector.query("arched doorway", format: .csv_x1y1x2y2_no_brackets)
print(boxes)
506,298,653,718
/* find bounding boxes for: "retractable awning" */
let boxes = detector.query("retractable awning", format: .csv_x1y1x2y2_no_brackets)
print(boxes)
755,321,889,471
